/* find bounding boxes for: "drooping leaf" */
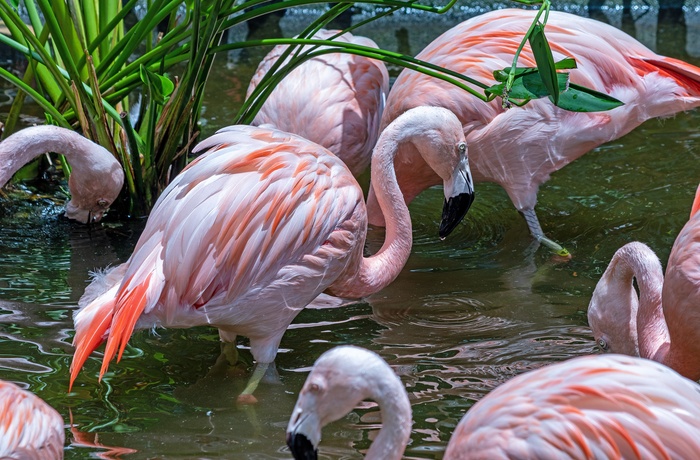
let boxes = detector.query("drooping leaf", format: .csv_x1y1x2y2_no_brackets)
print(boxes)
554,83,625,112
529,22,559,104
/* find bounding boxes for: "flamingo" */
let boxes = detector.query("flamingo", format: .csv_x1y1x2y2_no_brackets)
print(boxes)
587,184,700,381
367,9,700,256
287,346,700,459
246,29,389,177
0,125,124,223
69,106,474,402
0,379,65,459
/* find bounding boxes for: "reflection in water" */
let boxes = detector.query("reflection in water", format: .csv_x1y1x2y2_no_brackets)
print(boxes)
0,5,699,459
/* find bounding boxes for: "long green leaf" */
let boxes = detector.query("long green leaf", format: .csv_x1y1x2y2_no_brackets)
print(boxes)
529,22,559,105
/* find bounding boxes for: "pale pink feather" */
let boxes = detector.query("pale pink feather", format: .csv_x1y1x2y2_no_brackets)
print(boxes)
247,29,389,177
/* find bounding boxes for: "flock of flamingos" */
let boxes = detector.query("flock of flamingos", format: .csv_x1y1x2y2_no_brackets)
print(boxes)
2,7,700,459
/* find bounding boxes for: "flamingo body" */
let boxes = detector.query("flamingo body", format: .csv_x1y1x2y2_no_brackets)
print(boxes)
247,29,389,177
69,107,474,392
0,125,124,223
445,354,700,459
287,347,700,460
588,185,700,380
0,380,65,459
368,9,700,251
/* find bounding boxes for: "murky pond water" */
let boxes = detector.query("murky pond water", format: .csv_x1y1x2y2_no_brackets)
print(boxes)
1,2,700,458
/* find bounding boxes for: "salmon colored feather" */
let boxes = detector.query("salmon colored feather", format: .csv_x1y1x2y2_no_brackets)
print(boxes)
0,380,65,459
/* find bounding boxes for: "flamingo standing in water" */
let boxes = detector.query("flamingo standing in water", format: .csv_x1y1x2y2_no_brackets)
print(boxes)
287,346,700,459
368,9,700,256
588,184,700,381
0,380,65,459
246,29,389,177
0,125,124,223
69,106,474,402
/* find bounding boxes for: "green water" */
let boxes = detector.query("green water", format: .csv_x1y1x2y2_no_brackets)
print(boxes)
1,5,700,459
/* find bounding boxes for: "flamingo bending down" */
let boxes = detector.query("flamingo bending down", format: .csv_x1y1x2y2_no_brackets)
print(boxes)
287,346,700,460
246,29,389,177
0,125,124,223
69,106,474,401
588,185,700,381
0,380,65,459
367,9,700,256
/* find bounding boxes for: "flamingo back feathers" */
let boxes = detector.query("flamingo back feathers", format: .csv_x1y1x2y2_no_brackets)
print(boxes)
0,380,64,458
445,354,700,459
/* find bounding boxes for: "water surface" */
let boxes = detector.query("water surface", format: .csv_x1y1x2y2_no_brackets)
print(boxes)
1,3,700,458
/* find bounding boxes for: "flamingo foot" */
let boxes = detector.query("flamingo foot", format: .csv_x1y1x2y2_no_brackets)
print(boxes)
521,209,571,260
236,361,272,406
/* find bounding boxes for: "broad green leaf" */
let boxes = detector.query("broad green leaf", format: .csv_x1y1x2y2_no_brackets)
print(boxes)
529,22,559,104
487,72,568,102
555,57,577,70
139,65,174,104
554,83,625,112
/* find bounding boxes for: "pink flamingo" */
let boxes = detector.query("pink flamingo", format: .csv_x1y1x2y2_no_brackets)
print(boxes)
367,9,700,256
588,184,700,381
69,106,474,402
0,125,124,223
246,29,389,177
287,347,700,459
0,380,65,459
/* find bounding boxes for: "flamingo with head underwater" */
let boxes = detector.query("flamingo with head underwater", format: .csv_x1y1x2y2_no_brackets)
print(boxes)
287,346,700,459
367,8,700,257
246,29,389,177
588,183,700,381
0,379,65,459
69,106,474,402
0,125,124,223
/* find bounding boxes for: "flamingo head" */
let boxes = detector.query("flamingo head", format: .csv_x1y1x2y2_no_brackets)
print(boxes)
64,161,124,223
403,106,475,238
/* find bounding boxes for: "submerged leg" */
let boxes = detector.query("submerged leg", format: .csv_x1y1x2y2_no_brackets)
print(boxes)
237,361,276,405
520,208,571,259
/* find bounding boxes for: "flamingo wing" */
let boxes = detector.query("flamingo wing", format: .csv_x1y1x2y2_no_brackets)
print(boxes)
71,126,364,385
0,381,64,459
445,354,700,459
247,29,389,176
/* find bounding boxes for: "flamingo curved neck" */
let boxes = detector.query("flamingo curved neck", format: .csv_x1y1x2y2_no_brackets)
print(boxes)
330,115,414,298
0,125,110,187
363,366,412,460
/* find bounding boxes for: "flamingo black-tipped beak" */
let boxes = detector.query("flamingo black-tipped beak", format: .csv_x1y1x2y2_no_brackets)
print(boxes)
439,192,475,239
287,431,318,460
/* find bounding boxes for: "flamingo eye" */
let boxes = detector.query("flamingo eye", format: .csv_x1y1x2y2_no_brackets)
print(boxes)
97,199,109,208
307,381,324,394
596,338,609,351
457,142,467,155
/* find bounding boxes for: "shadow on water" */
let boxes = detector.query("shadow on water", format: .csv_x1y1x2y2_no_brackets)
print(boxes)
1,2,700,457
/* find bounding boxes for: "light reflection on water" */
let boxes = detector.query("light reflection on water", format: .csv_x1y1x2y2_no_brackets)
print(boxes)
1,5,700,459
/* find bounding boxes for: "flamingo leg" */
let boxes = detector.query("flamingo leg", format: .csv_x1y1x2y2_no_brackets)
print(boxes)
237,361,271,405
521,209,571,259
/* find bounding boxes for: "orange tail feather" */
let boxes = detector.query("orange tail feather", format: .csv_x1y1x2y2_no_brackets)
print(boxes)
99,273,153,379
691,183,700,218
70,297,116,391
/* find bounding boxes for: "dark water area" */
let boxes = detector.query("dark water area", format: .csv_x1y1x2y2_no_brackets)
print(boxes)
1,2,700,458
